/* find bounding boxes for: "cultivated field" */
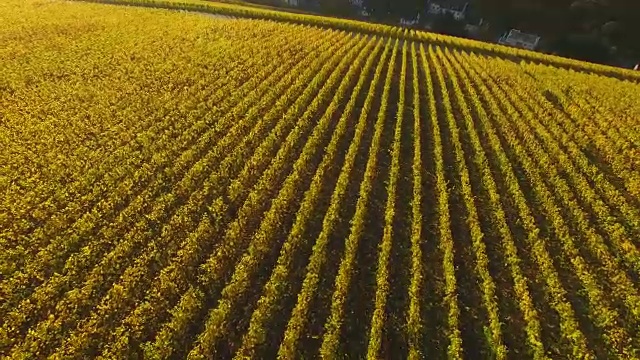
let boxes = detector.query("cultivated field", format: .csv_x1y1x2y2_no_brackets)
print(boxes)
1,0,639,359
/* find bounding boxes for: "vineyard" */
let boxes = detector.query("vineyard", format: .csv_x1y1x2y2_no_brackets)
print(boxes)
1,0,640,359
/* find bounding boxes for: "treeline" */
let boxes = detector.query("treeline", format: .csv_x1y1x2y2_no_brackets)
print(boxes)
279,0,640,66
475,0,640,65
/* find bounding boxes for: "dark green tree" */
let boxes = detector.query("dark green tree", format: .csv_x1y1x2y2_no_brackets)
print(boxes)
432,13,468,37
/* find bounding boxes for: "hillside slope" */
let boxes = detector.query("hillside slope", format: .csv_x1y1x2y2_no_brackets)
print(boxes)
1,0,639,358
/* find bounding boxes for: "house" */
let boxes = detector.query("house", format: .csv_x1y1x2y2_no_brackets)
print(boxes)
400,13,420,26
465,3,484,24
464,19,485,38
462,4,486,38
349,0,370,17
427,0,469,21
498,29,541,50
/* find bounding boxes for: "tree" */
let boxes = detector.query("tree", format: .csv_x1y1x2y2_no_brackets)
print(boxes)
432,13,467,38
551,33,611,63
318,0,355,16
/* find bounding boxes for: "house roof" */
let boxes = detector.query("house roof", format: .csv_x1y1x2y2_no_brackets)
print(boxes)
430,0,468,12
507,29,540,44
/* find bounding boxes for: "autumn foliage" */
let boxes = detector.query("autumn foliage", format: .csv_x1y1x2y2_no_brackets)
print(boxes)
1,0,639,359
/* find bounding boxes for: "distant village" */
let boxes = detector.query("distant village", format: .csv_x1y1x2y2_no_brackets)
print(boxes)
286,0,542,52
280,0,640,69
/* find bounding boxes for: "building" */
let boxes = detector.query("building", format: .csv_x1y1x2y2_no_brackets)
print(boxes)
498,29,541,50
348,0,370,17
400,13,420,26
462,4,486,38
427,0,469,21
